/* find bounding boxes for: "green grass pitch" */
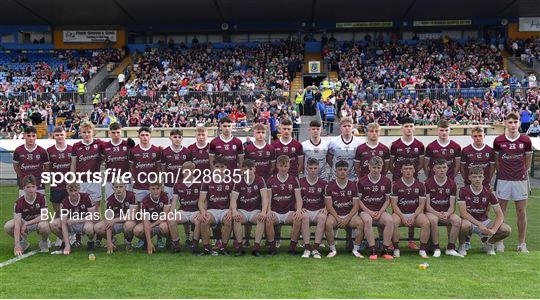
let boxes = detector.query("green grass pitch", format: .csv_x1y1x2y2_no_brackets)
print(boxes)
0,185,539,298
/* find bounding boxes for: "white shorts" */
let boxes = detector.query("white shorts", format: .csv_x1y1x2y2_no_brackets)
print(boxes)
19,189,45,197
180,210,198,223
272,211,293,225
496,179,528,201
471,219,494,238
149,225,162,237
22,221,39,233
207,209,228,224
238,209,261,223
69,223,85,234
306,210,326,223
105,182,133,199
80,182,102,204
163,186,174,200
112,223,125,235
133,189,150,203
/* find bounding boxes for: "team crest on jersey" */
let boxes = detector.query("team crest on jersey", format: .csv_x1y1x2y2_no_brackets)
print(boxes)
159,202,163,208
381,185,385,191
36,154,41,159
292,147,296,152
318,187,322,193
93,144,98,149
450,149,454,154
486,153,490,158
81,204,86,209
36,203,40,208
232,145,237,150
414,147,419,152
519,144,524,149
414,188,419,193
123,146,127,151
152,153,156,158
347,191,352,196
445,189,450,194
481,197,487,204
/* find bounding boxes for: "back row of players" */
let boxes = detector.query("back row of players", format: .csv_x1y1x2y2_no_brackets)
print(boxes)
6,113,532,258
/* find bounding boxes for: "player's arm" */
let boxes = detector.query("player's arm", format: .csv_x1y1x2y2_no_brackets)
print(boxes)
354,160,362,178
325,195,339,220
142,216,154,253
379,194,391,214
269,160,276,175
260,188,269,217
454,157,461,176
494,151,500,169
458,201,483,227
423,157,430,177
266,188,273,213
13,213,22,255
297,155,304,176
489,203,505,234
424,194,438,215
390,195,405,222
23,213,44,227
230,191,239,214
237,154,244,170
413,196,426,220
208,154,215,171
326,152,333,169
489,162,496,179
153,204,171,227
346,196,360,221
171,194,179,211
198,191,208,220
525,151,533,174
383,159,390,175
70,156,77,173
357,193,373,214
460,161,466,178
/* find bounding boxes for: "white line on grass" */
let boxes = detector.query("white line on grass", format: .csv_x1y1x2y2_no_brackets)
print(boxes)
0,250,38,268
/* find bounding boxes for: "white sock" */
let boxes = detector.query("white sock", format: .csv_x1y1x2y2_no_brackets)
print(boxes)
353,244,359,251
329,244,336,252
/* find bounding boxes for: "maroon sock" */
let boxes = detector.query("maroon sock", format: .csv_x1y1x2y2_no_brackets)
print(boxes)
420,243,428,251
314,243,320,251
253,243,260,251
447,243,456,250
193,240,200,252
383,244,391,255
393,242,400,250
204,244,212,251
305,244,311,251
290,240,298,250
433,243,440,250
268,240,276,250
220,240,228,249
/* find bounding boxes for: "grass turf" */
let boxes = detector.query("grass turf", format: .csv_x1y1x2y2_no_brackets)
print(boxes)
0,185,539,298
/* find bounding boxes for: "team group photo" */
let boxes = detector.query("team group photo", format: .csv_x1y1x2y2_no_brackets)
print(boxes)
0,0,539,298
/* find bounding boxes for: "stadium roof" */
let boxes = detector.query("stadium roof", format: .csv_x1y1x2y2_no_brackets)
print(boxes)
1,0,537,26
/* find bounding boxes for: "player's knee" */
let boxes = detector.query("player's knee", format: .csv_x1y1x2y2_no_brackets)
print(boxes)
450,217,461,227
124,221,136,231
500,223,512,237
38,222,50,234
84,223,94,236
317,214,326,224
3,221,13,236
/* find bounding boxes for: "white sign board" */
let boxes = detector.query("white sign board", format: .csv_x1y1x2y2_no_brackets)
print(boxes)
63,30,117,43
519,17,540,32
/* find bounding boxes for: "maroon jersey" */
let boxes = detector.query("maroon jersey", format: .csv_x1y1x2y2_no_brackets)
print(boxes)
188,142,210,172
161,146,192,187
201,180,234,210
173,182,200,212
141,191,170,222
13,145,49,189
129,144,162,190
271,138,303,177
61,193,94,214
392,178,425,214
299,177,326,211
15,193,47,221
102,140,131,181
106,191,136,218
71,139,103,181
209,136,244,170
461,144,496,186
493,134,532,181
267,174,300,214
390,138,425,179
326,180,358,216
244,142,276,179
425,140,461,178
424,177,457,212
233,175,266,211
357,175,391,211
47,144,73,189
354,142,390,177
458,186,498,222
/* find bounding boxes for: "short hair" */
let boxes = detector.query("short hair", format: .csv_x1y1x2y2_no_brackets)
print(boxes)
22,175,37,187
506,112,519,121
340,117,353,125
401,159,415,167
66,182,80,191
213,155,227,167
80,121,95,131
53,126,65,133
109,122,122,131
252,123,267,132
471,126,484,134
469,166,484,176
182,161,196,170
306,158,319,166
368,156,383,167
23,126,37,134
242,159,256,169
138,126,152,134
401,117,414,125
433,158,448,166
309,120,322,127
335,160,349,169
149,181,162,187
280,118,293,126
276,155,290,165
220,116,233,125
170,129,183,137
195,126,208,133
367,123,380,131
437,119,450,128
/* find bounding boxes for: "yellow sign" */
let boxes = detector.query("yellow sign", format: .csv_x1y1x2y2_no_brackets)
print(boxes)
413,20,472,27
336,21,393,28
308,61,321,74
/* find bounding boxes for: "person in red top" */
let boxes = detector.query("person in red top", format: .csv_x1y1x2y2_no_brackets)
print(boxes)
197,155,235,256
271,118,304,177
358,156,394,260
390,159,430,259
70,121,103,204
46,126,73,215
133,182,173,254
298,158,328,259
161,129,192,200
50,182,99,255
94,182,138,254
460,126,496,188
4,175,50,256
230,159,268,256
101,122,134,198
266,155,303,256
325,160,364,258
458,167,511,256
129,127,162,203
493,112,533,253
424,119,461,179
424,158,463,258
209,116,244,171
244,123,276,180
389,116,425,251
13,126,49,196
355,123,390,178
